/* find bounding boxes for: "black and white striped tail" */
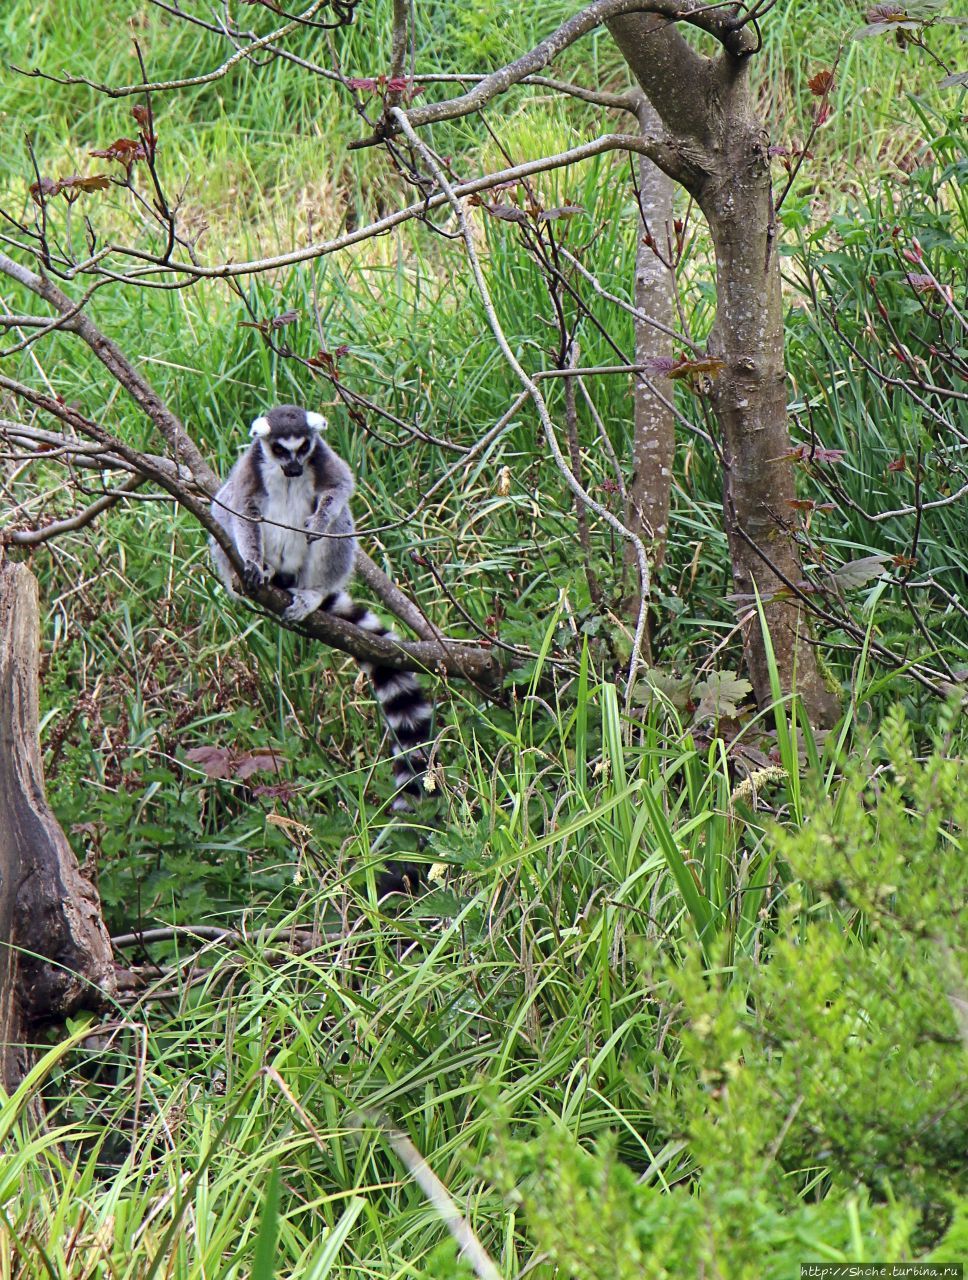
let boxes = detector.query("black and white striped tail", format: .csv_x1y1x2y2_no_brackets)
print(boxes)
321,590,432,810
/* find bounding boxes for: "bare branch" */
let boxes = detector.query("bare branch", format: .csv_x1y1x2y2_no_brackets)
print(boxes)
11,1,332,99
829,478,968,526
555,245,700,352
147,0,640,109
3,474,146,547
354,0,754,146
31,134,685,287
390,107,653,697
563,342,602,606
354,550,441,644
0,420,199,485
0,376,500,687
0,251,217,487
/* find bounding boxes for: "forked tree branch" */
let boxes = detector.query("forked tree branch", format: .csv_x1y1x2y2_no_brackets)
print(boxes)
0,384,497,687
0,251,216,485
20,0,644,114
11,0,332,99
22,134,687,287
606,10,717,141
3,473,147,547
353,0,753,147
0,254,451,646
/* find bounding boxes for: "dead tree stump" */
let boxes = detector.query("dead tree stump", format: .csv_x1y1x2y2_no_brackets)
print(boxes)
0,560,115,1094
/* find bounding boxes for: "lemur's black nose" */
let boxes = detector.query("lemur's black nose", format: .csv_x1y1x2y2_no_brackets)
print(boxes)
283,463,303,478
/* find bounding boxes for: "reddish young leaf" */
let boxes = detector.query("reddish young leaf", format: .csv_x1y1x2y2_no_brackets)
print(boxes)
384,76,425,98
59,173,111,192
481,203,530,225
807,69,835,96
666,356,726,380
640,356,680,377
306,346,348,378
54,174,112,203
251,782,299,801
184,745,233,779
28,176,59,204
785,444,846,464
855,14,919,37
89,137,147,169
184,745,284,781
233,749,284,780
538,205,585,221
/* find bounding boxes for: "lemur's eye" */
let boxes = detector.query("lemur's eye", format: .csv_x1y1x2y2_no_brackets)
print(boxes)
271,443,287,457
296,441,310,455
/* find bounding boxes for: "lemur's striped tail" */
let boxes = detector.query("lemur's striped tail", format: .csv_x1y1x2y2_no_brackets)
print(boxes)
321,590,432,808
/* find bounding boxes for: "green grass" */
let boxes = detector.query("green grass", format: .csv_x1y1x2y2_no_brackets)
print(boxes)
1,1,966,1274
4,696,965,1275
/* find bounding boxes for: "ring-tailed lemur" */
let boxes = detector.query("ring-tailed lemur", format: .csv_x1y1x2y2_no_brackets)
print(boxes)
209,404,432,891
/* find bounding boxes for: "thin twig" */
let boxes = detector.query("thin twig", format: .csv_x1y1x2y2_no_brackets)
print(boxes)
11,1,331,98
391,108,652,699
363,1112,504,1280
3,472,145,546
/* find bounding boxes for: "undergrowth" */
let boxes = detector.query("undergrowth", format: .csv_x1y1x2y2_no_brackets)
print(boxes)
0,0,966,1274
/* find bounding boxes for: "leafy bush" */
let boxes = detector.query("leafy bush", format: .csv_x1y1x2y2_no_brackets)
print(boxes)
497,708,967,1274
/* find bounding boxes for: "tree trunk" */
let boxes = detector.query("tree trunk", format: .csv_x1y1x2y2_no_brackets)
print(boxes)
605,20,840,727
702,124,840,727
0,560,115,1095
624,92,676,584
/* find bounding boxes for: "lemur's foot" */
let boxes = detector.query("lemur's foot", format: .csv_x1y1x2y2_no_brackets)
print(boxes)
282,589,323,622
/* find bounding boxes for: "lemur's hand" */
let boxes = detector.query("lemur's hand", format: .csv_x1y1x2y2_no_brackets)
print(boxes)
241,560,269,593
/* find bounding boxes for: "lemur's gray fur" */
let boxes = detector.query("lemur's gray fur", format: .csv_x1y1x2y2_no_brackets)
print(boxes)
210,405,432,877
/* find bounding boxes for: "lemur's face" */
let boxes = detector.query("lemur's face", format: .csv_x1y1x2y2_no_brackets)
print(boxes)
267,432,312,478
250,405,327,479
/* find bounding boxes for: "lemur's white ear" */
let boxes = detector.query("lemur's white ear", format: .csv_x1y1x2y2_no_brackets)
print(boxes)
249,416,271,438
305,411,328,431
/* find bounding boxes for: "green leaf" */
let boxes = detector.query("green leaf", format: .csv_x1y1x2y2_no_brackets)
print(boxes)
828,555,890,593
251,1163,281,1280
692,671,753,721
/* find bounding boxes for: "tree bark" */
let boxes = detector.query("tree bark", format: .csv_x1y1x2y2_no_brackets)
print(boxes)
0,560,115,1095
624,92,676,579
703,124,841,726
607,21,840,727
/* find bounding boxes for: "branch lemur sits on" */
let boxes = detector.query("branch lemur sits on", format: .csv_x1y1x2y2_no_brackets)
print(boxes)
210,404,431,894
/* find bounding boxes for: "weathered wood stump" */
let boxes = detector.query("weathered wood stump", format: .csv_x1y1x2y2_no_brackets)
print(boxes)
0,560,115,1094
